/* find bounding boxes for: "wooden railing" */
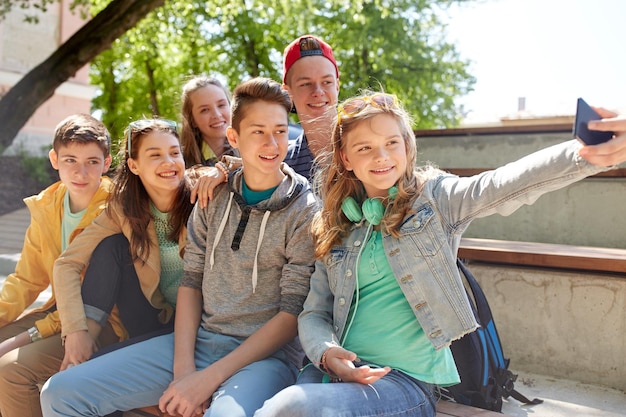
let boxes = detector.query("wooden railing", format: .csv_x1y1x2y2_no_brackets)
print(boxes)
459,238,626,274
445,167,626,179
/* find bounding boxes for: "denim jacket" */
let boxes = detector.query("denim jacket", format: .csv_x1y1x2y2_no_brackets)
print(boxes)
299,140,607,367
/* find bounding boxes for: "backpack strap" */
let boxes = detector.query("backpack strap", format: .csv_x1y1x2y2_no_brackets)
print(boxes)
457,259,544,407
507,386,544,405
456,259,494,328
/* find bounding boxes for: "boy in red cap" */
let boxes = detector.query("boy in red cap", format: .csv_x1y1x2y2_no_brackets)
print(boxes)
281,35,340,179
192,35,340,206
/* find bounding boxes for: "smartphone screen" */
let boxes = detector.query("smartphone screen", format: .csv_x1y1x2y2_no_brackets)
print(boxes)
574,98,614,145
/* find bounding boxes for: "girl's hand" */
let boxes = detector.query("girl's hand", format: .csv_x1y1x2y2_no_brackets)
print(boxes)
324,346,391,385
60,330,97,371
190,167,225,208
578,109,626,167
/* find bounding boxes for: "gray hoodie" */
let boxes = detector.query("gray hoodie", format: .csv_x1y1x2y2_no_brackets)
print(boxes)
182,163,318,365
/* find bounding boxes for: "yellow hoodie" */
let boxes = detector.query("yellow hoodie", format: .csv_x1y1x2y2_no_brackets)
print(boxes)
0,178,112,338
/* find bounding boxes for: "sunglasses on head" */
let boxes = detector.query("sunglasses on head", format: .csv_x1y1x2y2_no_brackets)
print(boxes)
126,119,178,156
337,93,398,125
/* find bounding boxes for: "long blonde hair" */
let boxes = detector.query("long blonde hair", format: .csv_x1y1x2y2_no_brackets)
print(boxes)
179,76,231,167
311,92,439,258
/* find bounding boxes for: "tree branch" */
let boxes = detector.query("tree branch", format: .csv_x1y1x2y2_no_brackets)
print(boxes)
0,0,165,149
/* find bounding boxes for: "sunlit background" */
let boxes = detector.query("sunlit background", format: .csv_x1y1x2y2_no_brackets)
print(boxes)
443,0,626,124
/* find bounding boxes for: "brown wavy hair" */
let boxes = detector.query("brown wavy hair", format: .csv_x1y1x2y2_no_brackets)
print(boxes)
109,119,193,262
311,92,439,259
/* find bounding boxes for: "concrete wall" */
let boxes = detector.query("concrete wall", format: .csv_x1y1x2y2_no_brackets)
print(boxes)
417,129,626,249
468,262,626,391
422,124,626,391
0,0,95,156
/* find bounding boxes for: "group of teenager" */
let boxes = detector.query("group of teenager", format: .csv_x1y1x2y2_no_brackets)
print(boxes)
0,34,625,417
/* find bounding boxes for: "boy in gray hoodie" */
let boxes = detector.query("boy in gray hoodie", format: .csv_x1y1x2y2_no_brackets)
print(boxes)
40,77,318,417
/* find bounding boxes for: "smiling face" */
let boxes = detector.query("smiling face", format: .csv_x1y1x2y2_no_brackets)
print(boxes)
340,113,407,199
127,131,185,211
49,142,112,213
226,100,289,191
283,55,339,125
189,84,231,144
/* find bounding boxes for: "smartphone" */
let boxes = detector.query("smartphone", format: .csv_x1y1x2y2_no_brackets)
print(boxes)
574,98,614,145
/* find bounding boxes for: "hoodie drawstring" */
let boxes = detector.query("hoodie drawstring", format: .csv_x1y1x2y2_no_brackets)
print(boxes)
252,210,271,293
210,192,234,270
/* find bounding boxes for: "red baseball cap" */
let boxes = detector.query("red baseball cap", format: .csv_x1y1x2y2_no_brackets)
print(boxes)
282,35,339,84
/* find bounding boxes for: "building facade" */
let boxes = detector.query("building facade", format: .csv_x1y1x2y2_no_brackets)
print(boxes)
0,0,94,156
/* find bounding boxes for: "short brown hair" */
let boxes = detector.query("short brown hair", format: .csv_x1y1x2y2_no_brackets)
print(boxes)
230,77,291,132
52,113,110,157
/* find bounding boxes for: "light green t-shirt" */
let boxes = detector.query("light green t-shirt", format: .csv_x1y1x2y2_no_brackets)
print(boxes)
61,191,86,252
342,230,460,385
151,203,183,307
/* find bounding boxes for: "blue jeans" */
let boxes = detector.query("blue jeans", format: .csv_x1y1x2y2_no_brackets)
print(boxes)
254,362,436,417
40,328,298,417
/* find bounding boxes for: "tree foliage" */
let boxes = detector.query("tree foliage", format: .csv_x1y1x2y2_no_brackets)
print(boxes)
0,0,88,23
0,0,476,149
91,0,476,143
0,0,165,149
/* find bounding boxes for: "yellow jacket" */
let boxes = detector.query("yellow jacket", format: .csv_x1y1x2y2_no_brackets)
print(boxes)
53,200,185,339
0,178,112,338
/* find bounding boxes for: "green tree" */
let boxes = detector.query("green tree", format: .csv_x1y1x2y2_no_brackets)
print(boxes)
306,0,475,128
0,0,476,149
90,0,297,141
92,0,476,144
0,0,165,150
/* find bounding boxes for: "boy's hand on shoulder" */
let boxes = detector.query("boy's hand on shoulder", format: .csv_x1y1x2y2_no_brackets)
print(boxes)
190,167,224,209
60,330,97,371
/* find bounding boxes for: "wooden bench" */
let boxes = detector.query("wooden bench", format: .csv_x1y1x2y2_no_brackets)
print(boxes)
124,406,171,417
458,237,626,274
125,401,509,417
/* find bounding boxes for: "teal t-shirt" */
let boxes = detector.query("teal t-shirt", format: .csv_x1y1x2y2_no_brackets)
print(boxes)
342,230,460,385
151,203,183,307
61,191,86,252
242,179,277,205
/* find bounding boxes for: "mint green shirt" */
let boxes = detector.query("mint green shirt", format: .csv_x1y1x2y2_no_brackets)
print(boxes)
61,191,86,252
342,230,460,385
151,204,183,307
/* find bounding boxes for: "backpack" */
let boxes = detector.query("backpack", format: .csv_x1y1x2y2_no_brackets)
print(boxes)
439,259,543,412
